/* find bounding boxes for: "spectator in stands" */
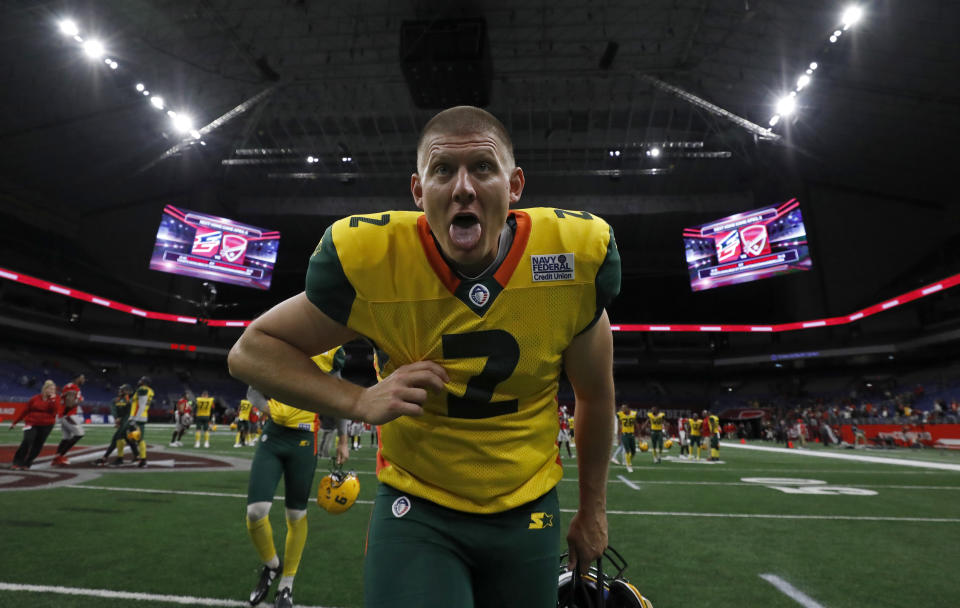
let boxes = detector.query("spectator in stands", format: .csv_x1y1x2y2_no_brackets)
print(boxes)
9,380,60,470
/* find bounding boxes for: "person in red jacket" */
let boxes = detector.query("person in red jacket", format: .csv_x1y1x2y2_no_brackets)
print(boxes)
9,380,60,470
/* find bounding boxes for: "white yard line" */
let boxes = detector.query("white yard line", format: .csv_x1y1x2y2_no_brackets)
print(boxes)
0,582,338,608
723,442,960,472
587,509,960,523
759,574,828,608
617,474,641,490
66,484,375,505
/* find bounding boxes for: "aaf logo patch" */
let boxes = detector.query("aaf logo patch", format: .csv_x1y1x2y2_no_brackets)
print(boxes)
468,284,490,308
392,496,412,518
528,512,554,529
531,253,574,282
297,423,312,431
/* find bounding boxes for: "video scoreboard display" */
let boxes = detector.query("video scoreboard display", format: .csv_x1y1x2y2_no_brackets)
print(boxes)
682,198,811,292
149,205,280,290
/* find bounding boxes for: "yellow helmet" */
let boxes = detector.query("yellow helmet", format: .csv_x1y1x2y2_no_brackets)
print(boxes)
317,469,360,514
664,439,674,449
640,441,649,452
230,422,238,430
126,426,141,442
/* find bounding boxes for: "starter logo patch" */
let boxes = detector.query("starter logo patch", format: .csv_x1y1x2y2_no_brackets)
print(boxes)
531,253,574,282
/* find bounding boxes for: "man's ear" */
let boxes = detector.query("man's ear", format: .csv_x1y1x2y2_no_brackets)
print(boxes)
508,166,525,205
411,173,424,210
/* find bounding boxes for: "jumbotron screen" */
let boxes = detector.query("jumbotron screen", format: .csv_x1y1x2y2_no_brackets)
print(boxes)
682,198,811,292
149,205,280,290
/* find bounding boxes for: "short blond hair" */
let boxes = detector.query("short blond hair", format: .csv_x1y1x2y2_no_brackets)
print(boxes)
42,379,56,392
416,106,514,171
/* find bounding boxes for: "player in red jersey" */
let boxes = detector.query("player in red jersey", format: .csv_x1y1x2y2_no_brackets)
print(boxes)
52,374,86,466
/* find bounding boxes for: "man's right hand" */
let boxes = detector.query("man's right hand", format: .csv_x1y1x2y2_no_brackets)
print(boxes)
351,361,449,425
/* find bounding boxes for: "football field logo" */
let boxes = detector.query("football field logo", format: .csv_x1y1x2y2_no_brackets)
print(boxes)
468,284,490,308
715,231,741,263
391,496,411,518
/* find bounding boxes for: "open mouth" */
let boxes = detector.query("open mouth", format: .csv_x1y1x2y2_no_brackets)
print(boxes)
448,212,482,250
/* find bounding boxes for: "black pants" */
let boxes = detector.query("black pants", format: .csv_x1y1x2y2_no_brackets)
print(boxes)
13,425,54,467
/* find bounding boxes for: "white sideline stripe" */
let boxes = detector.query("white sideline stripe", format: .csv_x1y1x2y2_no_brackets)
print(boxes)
722,442,960,472
67,484,376,505
759,574,827,608
617,474,641,490
64,485,960,522
589,509,960,523
0,582,338,608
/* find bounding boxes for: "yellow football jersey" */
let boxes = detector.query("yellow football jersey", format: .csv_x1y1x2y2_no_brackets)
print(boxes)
269,346,346,432
689,418,703,436
617,410,637,434
306,208,620,513
238,399,252,421
130,385,153,422
648,411,665,431
707,414,720,435
195,397,215,417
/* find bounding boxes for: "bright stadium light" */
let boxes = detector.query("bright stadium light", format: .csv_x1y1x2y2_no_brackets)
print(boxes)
171,113,194,133
82,39,105,59
109,60,118,70
842,6,863,28
809,62,818,70
135,83,145,92
797,74,811,90
648,147,661,158
142,90,149,96
829,34,838,43
167,110,177,117
150,96,165,110
58,19,79,37
776,95,797,116
188,129,202,140
769,114,780,127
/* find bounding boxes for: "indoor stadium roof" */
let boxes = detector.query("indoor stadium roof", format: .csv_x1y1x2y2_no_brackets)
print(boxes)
1,0,958,356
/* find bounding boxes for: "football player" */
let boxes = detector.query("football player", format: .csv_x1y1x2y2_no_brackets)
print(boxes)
235,396,253,447
687,414,704,461
194,390,215,448
616,404,638,472
52,374,86,466
228,105,620,607
96,384,133,466
244,347,347,608
170,392,193,447
129,376,153,467
704,409,721,462
643,405,666,464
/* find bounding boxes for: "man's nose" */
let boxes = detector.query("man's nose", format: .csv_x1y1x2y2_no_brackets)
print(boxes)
452,166,476,203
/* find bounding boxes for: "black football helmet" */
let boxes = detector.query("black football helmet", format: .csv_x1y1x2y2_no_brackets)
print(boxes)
557,546,653,608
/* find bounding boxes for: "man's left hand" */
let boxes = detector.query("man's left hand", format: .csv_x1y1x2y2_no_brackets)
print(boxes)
336,437,350,466
565,508,607,572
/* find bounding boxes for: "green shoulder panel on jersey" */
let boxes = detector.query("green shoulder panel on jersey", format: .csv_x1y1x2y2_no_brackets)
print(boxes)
581,223,621,334
306,223,356,326
332,345,347,372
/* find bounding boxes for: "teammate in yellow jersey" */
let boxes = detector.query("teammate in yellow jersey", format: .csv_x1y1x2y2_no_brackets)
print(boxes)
194,391,215,448
615,404,638,472
228,105,620,607
704,409,722,462
244,347,347,608
235,398,253,447
128,376,154,467
643,405,667,464
687,414,704,460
